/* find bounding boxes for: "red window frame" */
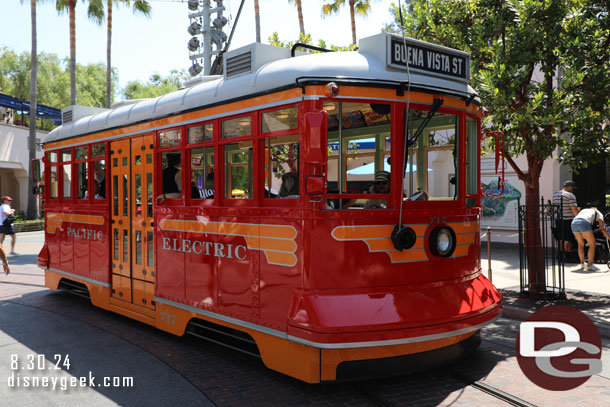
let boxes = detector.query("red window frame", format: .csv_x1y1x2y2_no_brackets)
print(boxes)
186,120,217,206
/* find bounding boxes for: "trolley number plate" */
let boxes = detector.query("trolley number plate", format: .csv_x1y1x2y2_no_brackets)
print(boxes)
160,311,176,325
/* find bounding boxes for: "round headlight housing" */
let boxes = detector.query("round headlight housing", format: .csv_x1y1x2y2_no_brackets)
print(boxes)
429,227,456,257
391,225,416,251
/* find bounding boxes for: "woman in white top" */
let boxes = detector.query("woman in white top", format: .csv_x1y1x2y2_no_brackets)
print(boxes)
571,203,610,271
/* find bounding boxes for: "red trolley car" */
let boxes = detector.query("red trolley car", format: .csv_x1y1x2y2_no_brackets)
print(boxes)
38,33,502,382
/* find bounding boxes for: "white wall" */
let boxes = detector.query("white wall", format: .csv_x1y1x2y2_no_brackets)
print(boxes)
0,123,46,213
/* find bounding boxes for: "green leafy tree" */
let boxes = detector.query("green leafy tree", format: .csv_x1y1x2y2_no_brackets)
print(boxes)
556,1,610,170
389,0,610,297
321,0,378,45
122,70,189,100
105,0,151,108
55,0,105,105
0,48,113,117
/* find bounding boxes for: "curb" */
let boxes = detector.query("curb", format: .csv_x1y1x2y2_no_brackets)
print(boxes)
502,304,610,339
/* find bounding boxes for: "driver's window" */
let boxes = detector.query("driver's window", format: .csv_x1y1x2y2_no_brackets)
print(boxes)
323,101,391,209
404,110,458,201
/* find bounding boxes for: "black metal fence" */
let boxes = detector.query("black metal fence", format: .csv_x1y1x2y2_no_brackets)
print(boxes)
518,197,567,299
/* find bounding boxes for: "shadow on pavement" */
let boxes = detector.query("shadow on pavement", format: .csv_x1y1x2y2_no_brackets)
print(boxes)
1,288,505,407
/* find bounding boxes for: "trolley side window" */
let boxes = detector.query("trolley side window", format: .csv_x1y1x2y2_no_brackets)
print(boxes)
466,116,478,207
159,128,183,200
47,152,58,199
261,107,298,133
263,134,300,199
75,147,88,200
61,149,72,199
92,143,106,200
224,142,252,199
405,110,459,201
222,116,251,139
323,101,391,209
190,146,215,200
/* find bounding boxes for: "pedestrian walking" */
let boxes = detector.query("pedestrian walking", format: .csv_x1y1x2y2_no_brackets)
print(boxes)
0,196,17,255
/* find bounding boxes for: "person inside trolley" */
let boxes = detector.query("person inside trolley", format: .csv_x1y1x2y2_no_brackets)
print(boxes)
158,153,182,202
192,172,214,199
365,171,391,209
279,172,299,198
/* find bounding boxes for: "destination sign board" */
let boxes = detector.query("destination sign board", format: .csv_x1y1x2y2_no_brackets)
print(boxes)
387,35,470,83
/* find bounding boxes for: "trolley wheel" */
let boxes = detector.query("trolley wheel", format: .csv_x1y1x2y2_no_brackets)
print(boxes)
607,261,610,270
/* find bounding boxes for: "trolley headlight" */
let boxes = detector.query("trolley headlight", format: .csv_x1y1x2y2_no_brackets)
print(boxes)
429,227,456,257
391,225,416,251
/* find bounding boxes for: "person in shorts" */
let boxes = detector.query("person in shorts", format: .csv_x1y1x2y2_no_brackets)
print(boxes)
0,196,17,255
571,203,610,271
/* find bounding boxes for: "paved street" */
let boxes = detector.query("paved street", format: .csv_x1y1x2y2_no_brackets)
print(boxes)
1,231,609,406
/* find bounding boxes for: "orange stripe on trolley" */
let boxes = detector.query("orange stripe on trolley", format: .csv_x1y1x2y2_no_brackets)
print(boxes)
159,219,298,267
332,224,430,264
332,222,478,263
46,213,105,234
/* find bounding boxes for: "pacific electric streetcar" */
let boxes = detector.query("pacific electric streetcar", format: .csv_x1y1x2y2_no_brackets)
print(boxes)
37,33,502,382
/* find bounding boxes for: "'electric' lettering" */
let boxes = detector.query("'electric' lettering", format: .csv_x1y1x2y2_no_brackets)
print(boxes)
162,237,246,260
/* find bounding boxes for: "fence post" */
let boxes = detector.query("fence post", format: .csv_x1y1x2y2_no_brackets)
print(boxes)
487,226,492,282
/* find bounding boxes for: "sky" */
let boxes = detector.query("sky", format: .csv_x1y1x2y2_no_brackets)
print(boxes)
0,0,397,100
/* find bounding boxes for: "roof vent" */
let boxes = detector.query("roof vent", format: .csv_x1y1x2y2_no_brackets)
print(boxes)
226,52,252,78
62,109,72,124
61,105,110,124
223,43,292,80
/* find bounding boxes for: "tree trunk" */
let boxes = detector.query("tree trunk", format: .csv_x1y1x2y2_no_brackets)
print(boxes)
506,132,546,298
27,0,38,220
69,0,76,106
106,0,112,108
349,0,357,45
524,172,545,297
296,0,304,36
254,0,261,43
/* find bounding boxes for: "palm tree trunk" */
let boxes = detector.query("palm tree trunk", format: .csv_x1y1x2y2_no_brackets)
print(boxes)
296,0,304,36
254,0,261,43
69,0,77,105
27,0,39,219
106,0,112,108
349,0,357,45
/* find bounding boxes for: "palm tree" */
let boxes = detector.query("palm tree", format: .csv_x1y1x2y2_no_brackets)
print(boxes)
288,0,305,36
56,0,104,106
321,0,376,46
24,0,39,219
254,0,261,43
105,1,151,108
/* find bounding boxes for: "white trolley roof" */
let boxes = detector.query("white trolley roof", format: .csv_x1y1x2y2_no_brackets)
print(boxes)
45,33,476,145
